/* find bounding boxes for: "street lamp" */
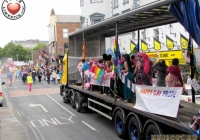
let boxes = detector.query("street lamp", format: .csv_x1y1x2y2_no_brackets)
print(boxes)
16,54,18,62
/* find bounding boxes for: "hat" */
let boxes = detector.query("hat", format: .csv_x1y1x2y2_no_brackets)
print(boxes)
93,59,98,64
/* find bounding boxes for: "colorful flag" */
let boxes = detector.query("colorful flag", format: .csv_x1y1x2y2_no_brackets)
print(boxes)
36,63,39,68
93,65,105,84
82,41,86,59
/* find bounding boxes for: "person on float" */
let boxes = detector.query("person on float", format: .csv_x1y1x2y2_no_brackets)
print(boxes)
152,60,167,87
121,54,133,103
89,59,99,91
98,59,105,94
168,58,186,108
130,55,136,83
134,52,153,86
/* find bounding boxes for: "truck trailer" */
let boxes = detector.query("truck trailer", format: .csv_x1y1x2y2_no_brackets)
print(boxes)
59,0,200,139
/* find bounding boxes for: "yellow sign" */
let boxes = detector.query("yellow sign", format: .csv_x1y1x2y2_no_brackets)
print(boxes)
146,50,186,66
141,39,148,51
154,38,161,50
130,40,136,51
166,35,174,50
146,50,184,60
180,34,188,50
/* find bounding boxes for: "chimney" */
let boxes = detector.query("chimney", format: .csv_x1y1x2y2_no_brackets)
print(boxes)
51,8,55,16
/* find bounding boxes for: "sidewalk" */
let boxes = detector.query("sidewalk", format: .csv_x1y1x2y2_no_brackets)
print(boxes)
0,108,30,140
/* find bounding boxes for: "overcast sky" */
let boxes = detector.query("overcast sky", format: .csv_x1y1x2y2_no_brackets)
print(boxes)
0,0,80,47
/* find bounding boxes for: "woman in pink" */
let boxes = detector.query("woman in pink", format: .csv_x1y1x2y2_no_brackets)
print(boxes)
168,58,184,108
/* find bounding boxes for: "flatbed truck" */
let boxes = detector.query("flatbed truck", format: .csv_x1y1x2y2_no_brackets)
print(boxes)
59,0,200,139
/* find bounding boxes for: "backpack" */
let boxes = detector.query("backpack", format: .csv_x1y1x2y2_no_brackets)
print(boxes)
38,71,42,76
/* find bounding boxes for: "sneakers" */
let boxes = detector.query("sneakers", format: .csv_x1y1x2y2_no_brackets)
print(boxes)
124,100,128,103
179,104,184,108
103,93,107,95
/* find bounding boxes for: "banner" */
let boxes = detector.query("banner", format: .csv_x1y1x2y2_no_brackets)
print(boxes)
134,85,183,118
153,38,161,50
141,39,148,51
130,40,136,51
90,73,111,87
166,35,174,50
180,34,188,50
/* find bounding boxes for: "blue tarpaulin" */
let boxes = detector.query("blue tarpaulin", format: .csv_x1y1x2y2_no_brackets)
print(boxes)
169,0,200,46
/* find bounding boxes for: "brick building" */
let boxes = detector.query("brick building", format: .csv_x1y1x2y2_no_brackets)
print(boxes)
33,9,81,66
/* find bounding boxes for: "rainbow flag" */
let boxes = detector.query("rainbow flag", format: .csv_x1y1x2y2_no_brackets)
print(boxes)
82,41,86,59
93,65,105,84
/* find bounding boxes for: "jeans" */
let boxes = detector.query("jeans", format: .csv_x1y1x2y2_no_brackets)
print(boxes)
32,76,36,83
52,78,56,83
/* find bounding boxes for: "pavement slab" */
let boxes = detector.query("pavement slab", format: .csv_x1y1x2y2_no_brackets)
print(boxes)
0,107,30,140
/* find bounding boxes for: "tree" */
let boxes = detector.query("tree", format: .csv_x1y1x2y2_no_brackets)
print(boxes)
33,42,46,51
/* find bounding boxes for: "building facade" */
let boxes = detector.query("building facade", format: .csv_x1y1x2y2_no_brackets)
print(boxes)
79,0,198,55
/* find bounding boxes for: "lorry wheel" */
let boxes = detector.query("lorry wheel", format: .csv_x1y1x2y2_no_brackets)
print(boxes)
63,91,70,103
114,110,127,139
128,116,141,140
70,90,76,109
75,94,80,112
145,124,162,140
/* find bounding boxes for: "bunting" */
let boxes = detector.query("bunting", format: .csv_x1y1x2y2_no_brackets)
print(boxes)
153,38,161,50
141,39,148,51
166,35,174,50
180,34,188,50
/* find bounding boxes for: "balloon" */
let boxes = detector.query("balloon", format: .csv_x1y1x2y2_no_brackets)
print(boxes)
84,83,90,88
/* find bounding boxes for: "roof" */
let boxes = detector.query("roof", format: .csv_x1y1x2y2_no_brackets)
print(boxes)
69,0,181,38
56,15,81,23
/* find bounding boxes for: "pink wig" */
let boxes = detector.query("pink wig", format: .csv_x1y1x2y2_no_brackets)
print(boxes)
138,52,150,75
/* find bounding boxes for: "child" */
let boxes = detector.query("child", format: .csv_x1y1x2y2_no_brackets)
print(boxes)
27,73,33,91
7,72,13,86
52,70,57,84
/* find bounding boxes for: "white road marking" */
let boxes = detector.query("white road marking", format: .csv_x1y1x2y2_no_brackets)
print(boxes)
82,121,100,132
60,116,74,123
26,122,40,140
29,103,48,112
46,94,76,116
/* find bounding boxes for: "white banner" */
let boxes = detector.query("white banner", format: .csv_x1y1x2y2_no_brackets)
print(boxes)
134,85,183,118
90,73,111,87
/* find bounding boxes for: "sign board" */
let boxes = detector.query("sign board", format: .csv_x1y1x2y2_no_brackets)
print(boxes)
190,78,200,91
134,85,183,118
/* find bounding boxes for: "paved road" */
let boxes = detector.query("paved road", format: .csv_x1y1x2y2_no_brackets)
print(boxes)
2,76,123,140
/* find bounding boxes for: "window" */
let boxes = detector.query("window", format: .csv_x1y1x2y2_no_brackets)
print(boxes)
153,29,159,40
132,0,140,9
93,19,101,24
63,29,68,38
80,0,84,6
80,16,85,28
123,0,129,4
114,0,118,8
90,0,103,3
89,12,105,25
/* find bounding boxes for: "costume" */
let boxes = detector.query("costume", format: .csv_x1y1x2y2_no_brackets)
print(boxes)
135,52,153,86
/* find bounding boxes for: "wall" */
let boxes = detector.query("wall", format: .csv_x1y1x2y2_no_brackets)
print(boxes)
56,22,81,55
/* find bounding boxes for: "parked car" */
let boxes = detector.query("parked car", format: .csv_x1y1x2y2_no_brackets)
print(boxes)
181,84,200,104
0,78,3,107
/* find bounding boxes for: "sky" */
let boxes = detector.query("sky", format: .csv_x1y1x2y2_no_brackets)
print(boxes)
0,0,81,47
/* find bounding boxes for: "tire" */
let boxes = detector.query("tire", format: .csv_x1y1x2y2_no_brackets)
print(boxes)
70,90,75,109
128,117,141,140
114,110,127,139
63,91,70,103
75,94,80,112
145,124,162,140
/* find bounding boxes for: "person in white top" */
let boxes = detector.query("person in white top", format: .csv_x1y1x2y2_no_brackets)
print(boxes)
187,75,191,85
